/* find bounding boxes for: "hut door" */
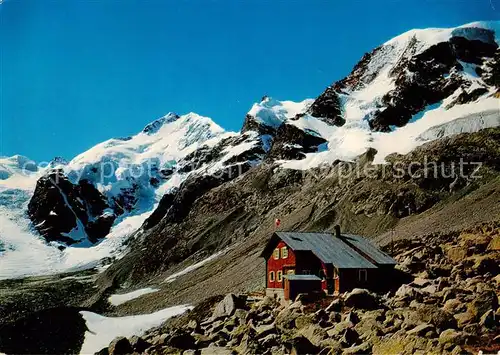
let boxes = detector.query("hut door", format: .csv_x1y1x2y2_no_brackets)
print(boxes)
284,279,291,300
334,268,340,293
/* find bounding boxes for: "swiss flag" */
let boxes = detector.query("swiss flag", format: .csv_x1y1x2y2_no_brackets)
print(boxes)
275,218,281,227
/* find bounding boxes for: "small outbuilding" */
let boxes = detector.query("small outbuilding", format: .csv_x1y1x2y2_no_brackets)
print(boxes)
260,226,396,300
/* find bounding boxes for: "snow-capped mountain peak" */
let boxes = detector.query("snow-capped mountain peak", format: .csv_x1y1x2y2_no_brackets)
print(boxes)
142,112,180,134
242,96,314,134
385,21,498,55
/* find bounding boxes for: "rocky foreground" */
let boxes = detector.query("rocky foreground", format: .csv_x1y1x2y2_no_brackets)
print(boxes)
98,223,500,355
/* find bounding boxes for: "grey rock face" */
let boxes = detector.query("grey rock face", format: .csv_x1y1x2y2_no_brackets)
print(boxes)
27,170,115,244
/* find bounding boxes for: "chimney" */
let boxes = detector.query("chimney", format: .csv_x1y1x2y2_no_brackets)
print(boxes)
334,225,341,238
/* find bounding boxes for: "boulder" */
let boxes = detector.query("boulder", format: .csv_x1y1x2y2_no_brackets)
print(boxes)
283,335,319,355
479,309,496,328
313,309,328,322
187,320,199,331
233,309,249,325
487,235,500,251
404,304,456,331
450,345,465,355
156,333,168,345
255,323,276,338
325,299,342,313
327,320,354,338
353,316,383,343
344,311,359,325
471,255,500,275
344,289,379,310
192,333,214,348
342,341,372,355
108,337,133,355
444,245,468,263
223,317,238,332
493,274,500,286
319,339,343,354
128,335,150,353
372,336,406,354
421,285,437,294
454,311,475,329
275,308,300,331
442,299,464,313
340,328,359,347
395,284,423,302
167,331,196,350
200,347,233,355
406,323,436,337
437,277,449,291
438,329,468,349
329,312,342,323
467,290,498,319
211,294,247,320
207,320,224,334
260,333,279,347
299,324,329,347
253,296,276,312
294,315,314,330
288,300,303,310
412,278,431,287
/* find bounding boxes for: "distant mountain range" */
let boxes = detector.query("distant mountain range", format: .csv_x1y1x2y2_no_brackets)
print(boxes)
0,20,499,280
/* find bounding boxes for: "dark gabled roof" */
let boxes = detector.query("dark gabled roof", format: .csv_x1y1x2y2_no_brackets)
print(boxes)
284,275,322,281
340,234,397,266
273,232,377,269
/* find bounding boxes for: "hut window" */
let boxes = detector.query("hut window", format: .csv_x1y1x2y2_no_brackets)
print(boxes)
281,246,288,259
277,270,283,282
358,269,368,282
269,271,275,282
273,248,280,260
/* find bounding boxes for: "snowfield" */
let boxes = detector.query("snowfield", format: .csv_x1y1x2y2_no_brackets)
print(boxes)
0,206,152,279
79,305,192,354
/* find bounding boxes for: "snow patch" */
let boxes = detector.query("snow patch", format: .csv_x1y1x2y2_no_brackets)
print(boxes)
79,305,192,354
164,249,228,283
108,287,159,306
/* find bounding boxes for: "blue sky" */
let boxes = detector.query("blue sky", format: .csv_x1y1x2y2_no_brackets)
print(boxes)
1,0,498,162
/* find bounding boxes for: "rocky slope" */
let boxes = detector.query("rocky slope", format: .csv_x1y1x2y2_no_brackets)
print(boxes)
98,222,500,355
